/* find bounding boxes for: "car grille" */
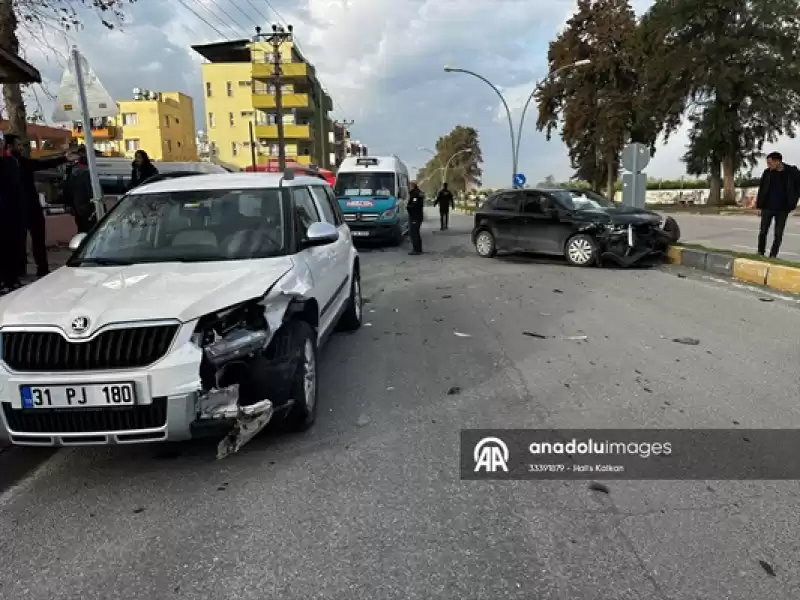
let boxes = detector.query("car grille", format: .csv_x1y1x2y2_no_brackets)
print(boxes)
344,213,380,222
1,325,179,372
2,398,168,433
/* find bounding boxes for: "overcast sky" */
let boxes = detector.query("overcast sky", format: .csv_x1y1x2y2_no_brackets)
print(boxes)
17,0,800,186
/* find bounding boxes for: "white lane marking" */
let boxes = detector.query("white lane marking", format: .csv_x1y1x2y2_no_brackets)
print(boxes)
0,448,73,510
701,275,800,303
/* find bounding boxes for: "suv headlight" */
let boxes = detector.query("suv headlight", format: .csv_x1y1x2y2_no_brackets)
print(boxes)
380,208,396,219
608,224,626,233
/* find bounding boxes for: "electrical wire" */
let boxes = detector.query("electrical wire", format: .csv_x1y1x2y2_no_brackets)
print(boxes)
203,0,252,37
175,0,228,38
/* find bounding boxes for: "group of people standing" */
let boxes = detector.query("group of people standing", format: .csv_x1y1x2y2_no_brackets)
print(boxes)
0,129,159,294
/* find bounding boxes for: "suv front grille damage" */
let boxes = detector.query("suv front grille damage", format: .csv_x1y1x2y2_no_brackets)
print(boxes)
1,325,179,372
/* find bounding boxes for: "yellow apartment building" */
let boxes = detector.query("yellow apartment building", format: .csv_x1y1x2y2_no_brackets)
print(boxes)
71,90,198,161
191,38,334,170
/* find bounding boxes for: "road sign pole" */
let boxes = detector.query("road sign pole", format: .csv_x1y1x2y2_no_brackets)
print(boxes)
71,46,105,219
630,147,638,209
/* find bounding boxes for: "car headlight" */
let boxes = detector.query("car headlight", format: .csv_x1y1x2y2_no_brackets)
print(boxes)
608,224,626,233
192,297,270,364
380,208,396,219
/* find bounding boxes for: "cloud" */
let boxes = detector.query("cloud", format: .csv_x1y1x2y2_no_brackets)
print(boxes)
9,0,800,186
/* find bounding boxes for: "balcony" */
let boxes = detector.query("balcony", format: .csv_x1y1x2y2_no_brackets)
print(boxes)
252,62,308,79
71,125,117,139
257,154,312,167
252,92,312,110
253,124,312,139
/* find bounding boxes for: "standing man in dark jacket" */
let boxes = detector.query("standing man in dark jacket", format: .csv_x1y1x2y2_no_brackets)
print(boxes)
756,151,800,258
434,182,455,231
128,150,158,190
0,132,26,292
67,146,97,233
407,181,425,255
3,134,70,278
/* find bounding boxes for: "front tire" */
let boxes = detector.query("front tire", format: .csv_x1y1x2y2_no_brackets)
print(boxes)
337,269,362,331
474,229,497,258
283,320,318,432
565,233,598,267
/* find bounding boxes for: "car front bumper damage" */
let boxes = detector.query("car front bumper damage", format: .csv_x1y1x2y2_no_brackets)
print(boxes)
594,217,681,268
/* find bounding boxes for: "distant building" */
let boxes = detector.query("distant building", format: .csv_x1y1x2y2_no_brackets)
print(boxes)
192,37,334,171
71,89,198,161
0,120,71,157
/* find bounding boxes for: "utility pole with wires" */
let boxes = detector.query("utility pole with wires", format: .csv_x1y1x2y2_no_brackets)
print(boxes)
334,119,354,166
255,23,293,171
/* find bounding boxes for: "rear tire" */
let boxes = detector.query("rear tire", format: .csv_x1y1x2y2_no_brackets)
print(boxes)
565,233,598,267
283,320,318,432
337,269,362,331
474,229,497,258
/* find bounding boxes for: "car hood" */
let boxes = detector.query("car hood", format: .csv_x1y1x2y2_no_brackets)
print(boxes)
0,258,295,332
575,205,661,225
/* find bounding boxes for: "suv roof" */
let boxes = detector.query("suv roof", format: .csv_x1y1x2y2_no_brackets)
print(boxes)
133,173,330,195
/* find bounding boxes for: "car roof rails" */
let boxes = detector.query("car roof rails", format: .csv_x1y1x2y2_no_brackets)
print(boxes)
140,171,205,185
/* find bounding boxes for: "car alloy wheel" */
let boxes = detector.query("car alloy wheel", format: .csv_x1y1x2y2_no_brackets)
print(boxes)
475,231,496,257
566,234,596,266
302,338,316,413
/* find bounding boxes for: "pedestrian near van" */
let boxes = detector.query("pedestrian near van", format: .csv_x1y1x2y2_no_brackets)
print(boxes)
407,180,425,255
128,150,158,190
756,151,800,258
67,146,97,233
434,182,455,231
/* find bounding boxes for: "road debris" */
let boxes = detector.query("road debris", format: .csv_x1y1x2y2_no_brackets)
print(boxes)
672,337,700,345
759,297,774,302
564,335,588,341
442,295,452,299
357,414,371,427
454,331,471,337
588,482,610,494
523,331,549,339
447,386,462,395
758,560,776,577
553,289,564,294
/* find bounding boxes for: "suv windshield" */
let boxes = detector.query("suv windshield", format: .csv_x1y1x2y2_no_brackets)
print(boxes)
552,189,616,210
334,172,396,197
69,187,286,266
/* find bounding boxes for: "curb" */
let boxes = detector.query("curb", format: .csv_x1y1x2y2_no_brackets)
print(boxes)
667,245,800,293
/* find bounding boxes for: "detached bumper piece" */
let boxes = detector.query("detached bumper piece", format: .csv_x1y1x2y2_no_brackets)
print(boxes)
601,219,680,268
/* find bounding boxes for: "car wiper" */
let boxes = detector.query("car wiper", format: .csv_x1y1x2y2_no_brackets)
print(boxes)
76,257,134,266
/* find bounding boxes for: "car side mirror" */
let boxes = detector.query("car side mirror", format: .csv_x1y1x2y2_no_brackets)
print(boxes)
303,221,339,247
68,232,88,251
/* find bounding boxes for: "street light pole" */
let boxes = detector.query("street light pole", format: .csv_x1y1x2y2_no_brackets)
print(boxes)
444,66,517,186
442,148,471,188
255,24,294,172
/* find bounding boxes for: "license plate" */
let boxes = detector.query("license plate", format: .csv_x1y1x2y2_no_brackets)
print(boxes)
351,230,369,237
20,383,136,409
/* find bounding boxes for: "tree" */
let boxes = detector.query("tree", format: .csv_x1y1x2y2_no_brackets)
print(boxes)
640,0,800,204
536,0,648,200
0,0,135,135
417,125,483,196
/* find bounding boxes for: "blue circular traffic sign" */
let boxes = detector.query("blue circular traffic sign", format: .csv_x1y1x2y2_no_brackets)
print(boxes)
513,173,526,187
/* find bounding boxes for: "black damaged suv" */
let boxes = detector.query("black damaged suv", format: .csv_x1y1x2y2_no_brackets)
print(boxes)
471,188,680,267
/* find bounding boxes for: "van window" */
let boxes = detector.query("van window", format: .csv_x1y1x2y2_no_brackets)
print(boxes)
333,172,396,197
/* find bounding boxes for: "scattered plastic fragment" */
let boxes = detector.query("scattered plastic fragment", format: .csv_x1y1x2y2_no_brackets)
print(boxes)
447,386,462,395
523,331,549,339
564,335,588,341
454,331,471,337
672,337,699,345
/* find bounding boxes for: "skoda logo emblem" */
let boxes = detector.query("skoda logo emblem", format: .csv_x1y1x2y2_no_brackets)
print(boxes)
71,316,90,333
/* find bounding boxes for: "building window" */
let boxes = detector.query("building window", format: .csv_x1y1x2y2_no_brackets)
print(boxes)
241,110,254,118
238,80,251,87
269,143,279,156
166,140,172,151
177,141,182,147
206,82,212,97
208,112,215,128
124,139,140,152
226,81,233,96
122,113,137,126
232,142,239,156
164,115,170,127
228,112,235,127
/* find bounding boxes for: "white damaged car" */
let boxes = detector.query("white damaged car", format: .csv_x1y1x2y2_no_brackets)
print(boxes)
0,171,362,458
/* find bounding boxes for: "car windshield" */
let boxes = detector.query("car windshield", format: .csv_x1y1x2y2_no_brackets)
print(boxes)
552,189,617,210
334,172,396,197
69,187,286,266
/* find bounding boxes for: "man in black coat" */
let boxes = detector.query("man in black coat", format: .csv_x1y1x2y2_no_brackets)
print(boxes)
4,134,70,278
407,181,425,255
434,182,455,231
755,151,800,258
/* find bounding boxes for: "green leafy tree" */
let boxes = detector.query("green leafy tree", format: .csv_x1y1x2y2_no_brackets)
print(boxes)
536,0,647,200
0,0,136,135
418,125,483,196
640,0,800,204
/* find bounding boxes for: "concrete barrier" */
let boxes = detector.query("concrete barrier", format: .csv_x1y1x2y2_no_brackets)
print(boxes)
668,245,800,295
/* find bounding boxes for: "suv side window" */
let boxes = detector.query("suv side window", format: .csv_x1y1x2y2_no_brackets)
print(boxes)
292,187,320,238
521,191,545,214
490,192,520,212
309,184,337,225
322,186,344,225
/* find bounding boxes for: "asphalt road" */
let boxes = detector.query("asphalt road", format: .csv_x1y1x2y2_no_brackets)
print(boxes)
673,212,800,258
1,210,799,599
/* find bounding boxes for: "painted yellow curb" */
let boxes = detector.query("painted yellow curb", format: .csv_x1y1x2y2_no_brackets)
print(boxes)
667,246,683,264
765,264,800,294
732,258,769,285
